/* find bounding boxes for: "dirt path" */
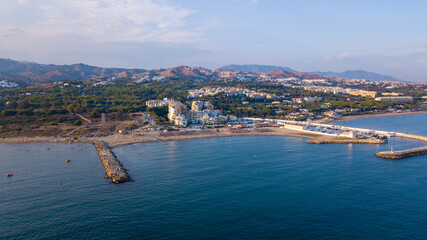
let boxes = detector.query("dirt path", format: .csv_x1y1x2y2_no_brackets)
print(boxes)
77,114,92,124
66,114,93,136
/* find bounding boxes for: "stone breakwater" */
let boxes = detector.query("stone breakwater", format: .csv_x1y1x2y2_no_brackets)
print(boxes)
374,133,427,160
307,137,386,144
92,140,131,183
375,146,427,159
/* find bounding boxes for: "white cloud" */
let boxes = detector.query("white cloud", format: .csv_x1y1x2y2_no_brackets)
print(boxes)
416,59,427,66
323,52,367,61
0,0,197,44
231,0,260,5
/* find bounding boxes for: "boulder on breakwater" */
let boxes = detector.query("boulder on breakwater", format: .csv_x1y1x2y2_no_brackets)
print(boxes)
93,140,131,183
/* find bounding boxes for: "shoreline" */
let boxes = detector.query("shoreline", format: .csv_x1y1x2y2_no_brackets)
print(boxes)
0,136,86,145
104,128,327,148
0,128,340,147
0,111,426,147
2,113,427,181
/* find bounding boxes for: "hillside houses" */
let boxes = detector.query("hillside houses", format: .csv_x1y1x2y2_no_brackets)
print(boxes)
188,87,282,99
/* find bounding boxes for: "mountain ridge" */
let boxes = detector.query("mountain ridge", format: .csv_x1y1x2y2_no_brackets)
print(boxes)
0,59,405,86
0,59,331,85
311,70,402,82
0,58,147,84
218,64,403,82
219,64,294,72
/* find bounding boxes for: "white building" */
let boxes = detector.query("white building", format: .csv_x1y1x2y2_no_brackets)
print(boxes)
375,96,413,102
0,80,18,88
146,99,168,108
174,115,188,126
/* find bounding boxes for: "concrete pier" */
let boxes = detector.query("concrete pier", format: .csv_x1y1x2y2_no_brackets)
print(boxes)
307,137,386,144
93,140,131,183
375,146,427,159
396,133,427,142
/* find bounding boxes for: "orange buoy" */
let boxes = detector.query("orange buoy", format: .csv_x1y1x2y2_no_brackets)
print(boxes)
6,173,13,177
66,158,70,163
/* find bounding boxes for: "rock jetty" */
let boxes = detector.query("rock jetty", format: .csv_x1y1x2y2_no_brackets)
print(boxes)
374,133,427,159
375,146,427,159
93,140,131,183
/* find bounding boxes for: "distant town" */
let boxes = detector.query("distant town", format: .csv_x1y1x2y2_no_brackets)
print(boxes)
0,63,426,139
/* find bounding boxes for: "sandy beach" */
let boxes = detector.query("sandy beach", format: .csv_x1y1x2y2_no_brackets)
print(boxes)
1,111,426,147
0,128,327,147
0,136,75,144
97,128,326,148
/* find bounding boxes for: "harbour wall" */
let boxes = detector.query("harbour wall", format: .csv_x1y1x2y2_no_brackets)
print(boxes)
373,133,427,159
307,138,386,144
375,146,427,159
396,133,427,143
92,140,131,183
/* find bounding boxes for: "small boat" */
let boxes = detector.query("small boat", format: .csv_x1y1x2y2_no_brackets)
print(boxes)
66,158,70,163
6,173,13,177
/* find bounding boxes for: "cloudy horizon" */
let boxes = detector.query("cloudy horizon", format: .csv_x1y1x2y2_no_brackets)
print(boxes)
1,0,426,82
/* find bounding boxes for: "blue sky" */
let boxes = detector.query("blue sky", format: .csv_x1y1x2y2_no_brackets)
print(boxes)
0,0,426,81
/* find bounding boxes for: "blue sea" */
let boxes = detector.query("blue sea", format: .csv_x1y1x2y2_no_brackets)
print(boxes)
1,114,427,239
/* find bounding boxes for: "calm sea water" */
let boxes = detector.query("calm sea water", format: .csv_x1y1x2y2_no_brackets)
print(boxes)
1,114,427,239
